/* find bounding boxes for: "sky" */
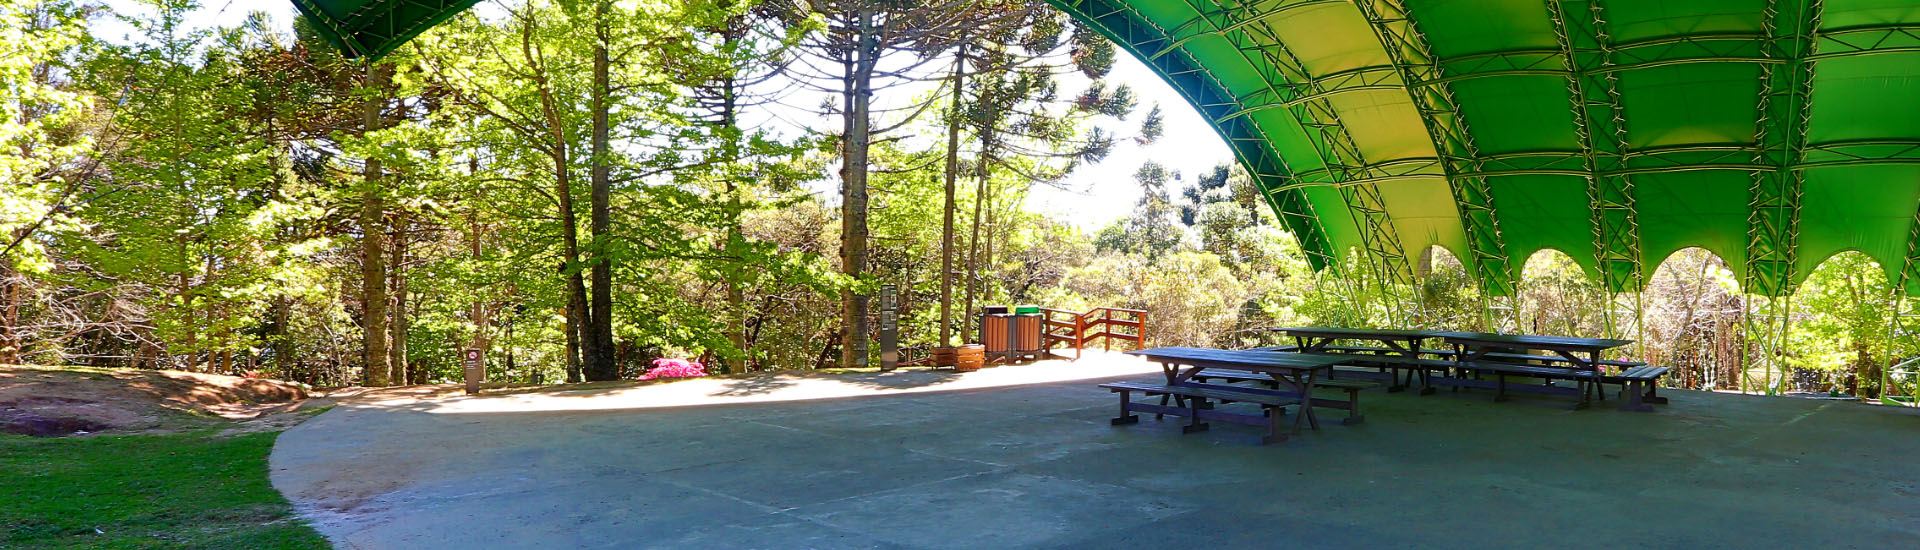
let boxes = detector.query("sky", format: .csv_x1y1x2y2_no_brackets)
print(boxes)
112,1,1236,232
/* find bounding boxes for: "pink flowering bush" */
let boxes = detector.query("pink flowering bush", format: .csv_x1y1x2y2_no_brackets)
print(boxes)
641,358,706,381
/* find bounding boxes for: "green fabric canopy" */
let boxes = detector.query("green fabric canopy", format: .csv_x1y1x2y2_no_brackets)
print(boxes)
290,0,481,60
1049,0,1920,297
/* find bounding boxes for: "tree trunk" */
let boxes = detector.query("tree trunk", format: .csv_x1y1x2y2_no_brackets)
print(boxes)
962,146,986,338
722,73,749,373
388,213,409,385
965,139,993,319
938,47,966,347
272,296,291,376
584,0,617,381
467,158,493,381
554,129,592,383
359,62,391,387
838,7,876,368
982,168,995,305
712,17,752,374
1,262,19,365
177,232,196,371
564,300,583,383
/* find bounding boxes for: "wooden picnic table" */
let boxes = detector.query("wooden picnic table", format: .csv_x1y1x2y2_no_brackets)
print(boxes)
1119,347,1354,444
1269,327,1447,393
1435,331,1631,371
1435,331,1634,409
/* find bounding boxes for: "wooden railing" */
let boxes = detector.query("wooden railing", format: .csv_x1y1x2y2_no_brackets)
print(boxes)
1038,307,1148,359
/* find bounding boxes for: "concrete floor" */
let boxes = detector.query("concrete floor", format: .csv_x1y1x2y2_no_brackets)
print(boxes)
272,355,1920,549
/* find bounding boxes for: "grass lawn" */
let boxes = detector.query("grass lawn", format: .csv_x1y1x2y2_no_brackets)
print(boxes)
0,429,329,549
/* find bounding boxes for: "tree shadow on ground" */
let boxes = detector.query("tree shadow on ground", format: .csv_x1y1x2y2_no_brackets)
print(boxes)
707,368,965,397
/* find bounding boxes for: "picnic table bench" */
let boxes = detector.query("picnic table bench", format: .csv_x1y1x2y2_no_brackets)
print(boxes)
1189,368,1376,423
1115,347,1368,444
1434,331,1674,410
1481,351,1644,369
1606,366,1672,411
1269,327,1447,393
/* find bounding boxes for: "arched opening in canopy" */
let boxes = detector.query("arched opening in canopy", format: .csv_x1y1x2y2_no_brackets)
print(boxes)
1410,245,1479,330
1642,247,1742,390
1515,248,1603,339
1785,250,1895,395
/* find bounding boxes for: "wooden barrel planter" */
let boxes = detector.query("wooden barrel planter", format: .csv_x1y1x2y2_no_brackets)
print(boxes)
931,346,958,367
953,344,985,372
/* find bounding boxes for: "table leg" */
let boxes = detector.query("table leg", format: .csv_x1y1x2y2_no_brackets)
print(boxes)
1113,389,1139,424
1291,369,1319,434
1590,350,1606,403
1183,396,1210,433
1155,362,1177,420
1385,337,1410,392
1262,406,1288,445
1618,379,1653,412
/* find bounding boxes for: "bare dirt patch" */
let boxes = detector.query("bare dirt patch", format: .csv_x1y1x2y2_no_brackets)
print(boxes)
0,366,311,437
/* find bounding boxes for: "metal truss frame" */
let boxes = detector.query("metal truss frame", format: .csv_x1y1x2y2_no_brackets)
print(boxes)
1161,0,1415,324
1355,0,1517,331
1742,0,1822,395
1051,0,1341,272
1884,202,1920,403
1546,0,1643,358
1049,0,1920,352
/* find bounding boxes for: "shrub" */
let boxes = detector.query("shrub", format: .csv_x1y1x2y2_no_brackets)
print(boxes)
641,358,706,380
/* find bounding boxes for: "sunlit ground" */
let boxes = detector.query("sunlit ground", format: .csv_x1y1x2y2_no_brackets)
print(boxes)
354,349,1162,415
276,353,1920,549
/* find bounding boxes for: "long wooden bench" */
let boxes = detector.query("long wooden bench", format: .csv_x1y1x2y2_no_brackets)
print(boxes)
1603,366,1672,412
1099,379,1370,444
1296,344,1457,358
1479,351,1645,369
1438,361,1602,409
1189,368,1376,424
1313,354,1455,394
1099,381,1292,442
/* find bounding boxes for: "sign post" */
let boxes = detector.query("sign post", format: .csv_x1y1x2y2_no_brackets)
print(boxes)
879,284,898,371
462,349,483,395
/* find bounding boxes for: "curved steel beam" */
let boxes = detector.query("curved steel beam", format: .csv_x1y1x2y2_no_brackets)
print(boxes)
1150,0,1349,60
1048,0,1340,268
1355,0,1517,300
1745,0,1823,297
1168,0,1415,289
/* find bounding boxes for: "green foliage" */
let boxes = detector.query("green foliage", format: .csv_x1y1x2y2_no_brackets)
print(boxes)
1,0,93,274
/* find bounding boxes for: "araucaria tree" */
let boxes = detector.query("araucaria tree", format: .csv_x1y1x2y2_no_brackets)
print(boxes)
772,0,1030,368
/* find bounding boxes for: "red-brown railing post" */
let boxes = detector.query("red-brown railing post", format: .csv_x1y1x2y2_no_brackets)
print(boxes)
1105,309,1121,351
1136,310,1147,350
1074,313,1084,359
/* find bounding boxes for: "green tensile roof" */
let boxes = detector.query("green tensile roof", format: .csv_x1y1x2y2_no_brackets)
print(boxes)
290,0,481,60
1049,0,1920,297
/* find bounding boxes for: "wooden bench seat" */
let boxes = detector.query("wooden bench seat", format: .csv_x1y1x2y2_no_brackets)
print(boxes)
1120,376,1372,423
1479,351,1645,368
1442,361,1601,409
1297,345,1457,358
1100,381,1295,406
1098,381,1292,442
1314,355,1454,394
1190,368,1376,391
1100,378,1368,443
1602,366,1672,412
